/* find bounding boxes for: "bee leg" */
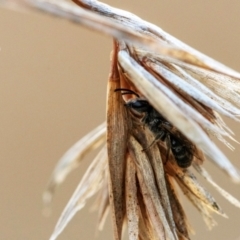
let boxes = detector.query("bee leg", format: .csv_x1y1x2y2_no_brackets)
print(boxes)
164,134,171,165
142,138,159,151
142,131,165,151
132,119,145,129
141,115,148,130
142,114,148,123
132,119,142,126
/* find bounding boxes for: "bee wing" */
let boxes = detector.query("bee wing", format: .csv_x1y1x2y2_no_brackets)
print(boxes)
161,124,205,164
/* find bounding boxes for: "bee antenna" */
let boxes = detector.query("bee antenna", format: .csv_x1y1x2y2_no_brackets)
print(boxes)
114,88,140,98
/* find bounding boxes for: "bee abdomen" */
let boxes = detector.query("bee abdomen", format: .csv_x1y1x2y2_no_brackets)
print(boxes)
171,137,193,168
174,151,193,168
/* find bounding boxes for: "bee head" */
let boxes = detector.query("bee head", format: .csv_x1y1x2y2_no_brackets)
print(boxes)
125,99,151,113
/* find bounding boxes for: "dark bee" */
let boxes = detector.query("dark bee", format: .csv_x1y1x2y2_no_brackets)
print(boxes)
115,88,195,168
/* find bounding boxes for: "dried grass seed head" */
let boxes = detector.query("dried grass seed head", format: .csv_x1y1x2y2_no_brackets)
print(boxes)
2,1,240,240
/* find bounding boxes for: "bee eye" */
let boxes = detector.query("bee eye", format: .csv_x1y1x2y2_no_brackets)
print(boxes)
126,99,150,113
131,101,144,108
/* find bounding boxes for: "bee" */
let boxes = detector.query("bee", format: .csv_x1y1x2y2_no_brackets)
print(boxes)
115,88,195,168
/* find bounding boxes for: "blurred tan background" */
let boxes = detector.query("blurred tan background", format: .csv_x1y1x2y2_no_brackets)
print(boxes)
1,1,240,240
